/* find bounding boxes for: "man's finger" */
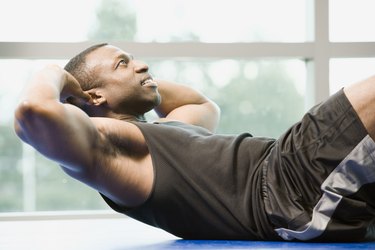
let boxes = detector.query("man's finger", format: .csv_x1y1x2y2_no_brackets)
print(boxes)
82,91,94,104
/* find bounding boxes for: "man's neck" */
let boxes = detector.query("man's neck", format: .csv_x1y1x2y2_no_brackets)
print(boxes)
87,106,147,122
109,112,147,123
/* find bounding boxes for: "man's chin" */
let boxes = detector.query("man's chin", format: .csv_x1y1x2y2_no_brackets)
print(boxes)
155,94,162,106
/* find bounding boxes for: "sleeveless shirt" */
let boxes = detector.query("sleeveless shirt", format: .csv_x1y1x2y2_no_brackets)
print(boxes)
100,121,278,240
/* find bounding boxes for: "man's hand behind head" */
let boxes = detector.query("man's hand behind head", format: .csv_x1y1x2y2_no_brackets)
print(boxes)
60,69,93,109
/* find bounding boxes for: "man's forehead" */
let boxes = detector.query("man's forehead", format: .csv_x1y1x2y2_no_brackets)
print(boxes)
103,45,130,56
85,45,131,65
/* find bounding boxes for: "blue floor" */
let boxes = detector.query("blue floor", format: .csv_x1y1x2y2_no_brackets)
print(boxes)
136,240,375,250
1,217,375,249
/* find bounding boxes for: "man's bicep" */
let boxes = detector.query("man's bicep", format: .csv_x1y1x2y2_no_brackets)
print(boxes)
51,104,99,170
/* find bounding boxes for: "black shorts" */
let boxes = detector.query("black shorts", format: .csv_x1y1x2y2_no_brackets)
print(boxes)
262,89,375,242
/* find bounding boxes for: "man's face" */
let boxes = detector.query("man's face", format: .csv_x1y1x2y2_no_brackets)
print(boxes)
85,45,161,115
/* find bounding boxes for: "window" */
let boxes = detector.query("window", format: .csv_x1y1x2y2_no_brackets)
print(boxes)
329,0,375,95
330,0,375,42
147,58,305,137
1,0,374,213
330,58,375,94
0,0,307,42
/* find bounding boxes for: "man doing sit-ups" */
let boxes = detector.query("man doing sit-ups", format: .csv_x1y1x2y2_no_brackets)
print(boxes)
14,43,375,242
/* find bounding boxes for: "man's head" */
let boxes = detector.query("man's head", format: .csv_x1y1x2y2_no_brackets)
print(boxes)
64,43,108,91
64,44,161,120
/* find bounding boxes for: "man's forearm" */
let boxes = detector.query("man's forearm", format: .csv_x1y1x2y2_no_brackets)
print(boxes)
21,65,66,104
154,79,211,117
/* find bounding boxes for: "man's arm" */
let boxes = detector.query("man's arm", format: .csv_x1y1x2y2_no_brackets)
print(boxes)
154,80,221,132
14,65,97,176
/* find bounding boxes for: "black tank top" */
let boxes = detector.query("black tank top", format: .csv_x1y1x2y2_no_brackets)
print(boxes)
101,121,278,240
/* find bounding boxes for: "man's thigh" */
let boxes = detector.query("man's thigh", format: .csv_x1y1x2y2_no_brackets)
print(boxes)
262,89,375,241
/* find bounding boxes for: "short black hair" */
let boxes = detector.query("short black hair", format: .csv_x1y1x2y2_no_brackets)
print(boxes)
64,43,108,90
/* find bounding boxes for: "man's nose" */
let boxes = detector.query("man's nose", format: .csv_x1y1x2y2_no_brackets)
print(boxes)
134,60,149,73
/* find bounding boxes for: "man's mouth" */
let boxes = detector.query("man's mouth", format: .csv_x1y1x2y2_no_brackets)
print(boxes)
141,77,158,87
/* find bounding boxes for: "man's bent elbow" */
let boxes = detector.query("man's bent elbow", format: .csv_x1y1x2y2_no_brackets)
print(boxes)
205,100,221,132
14,101,35,141
14,100,49,142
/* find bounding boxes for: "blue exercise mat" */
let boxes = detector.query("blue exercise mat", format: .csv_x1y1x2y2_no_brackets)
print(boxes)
136,240,375,250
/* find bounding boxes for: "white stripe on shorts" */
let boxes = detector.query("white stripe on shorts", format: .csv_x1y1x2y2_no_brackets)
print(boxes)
274,135,375,241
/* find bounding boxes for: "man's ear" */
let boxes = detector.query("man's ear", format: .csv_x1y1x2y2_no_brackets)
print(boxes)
86,89,107,106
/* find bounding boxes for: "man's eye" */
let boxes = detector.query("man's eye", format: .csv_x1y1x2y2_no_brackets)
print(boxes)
116,60,127,68
119,60,127,65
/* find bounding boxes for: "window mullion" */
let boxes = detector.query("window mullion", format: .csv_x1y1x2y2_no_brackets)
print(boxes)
311,0,330,106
